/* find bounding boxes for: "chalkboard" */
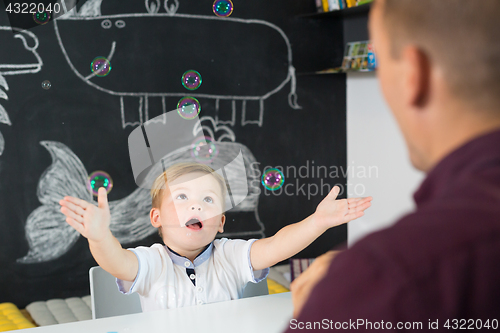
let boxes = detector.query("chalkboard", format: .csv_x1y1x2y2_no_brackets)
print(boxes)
0,0,347,308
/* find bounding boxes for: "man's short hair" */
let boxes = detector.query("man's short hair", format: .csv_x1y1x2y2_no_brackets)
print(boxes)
380,0,500,111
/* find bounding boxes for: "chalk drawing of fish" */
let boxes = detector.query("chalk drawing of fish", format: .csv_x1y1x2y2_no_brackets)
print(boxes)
53,0,301,128
17,141,154,263
17,120,265,263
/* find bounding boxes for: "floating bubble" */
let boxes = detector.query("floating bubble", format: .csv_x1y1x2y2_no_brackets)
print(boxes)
181,70,202,90
213,0,233,17
91,57,112,77
33,11,50,25
262,168,285,191
177,97,201,120
41,80,51,90
191,137,218,163
87,171,113,196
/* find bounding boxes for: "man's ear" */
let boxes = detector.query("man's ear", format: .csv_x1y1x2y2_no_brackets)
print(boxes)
403,46,431,108
218,214,226,233
150,208,161,228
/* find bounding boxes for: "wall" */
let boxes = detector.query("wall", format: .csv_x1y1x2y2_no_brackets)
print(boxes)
0,0,348,307
346,72,424,245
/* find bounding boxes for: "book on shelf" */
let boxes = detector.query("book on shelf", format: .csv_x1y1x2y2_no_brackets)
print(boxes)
326,0,348,10
367,42,377,70
315,0,368,13
321,0,329,12
315,0,324,12
345,0,356,7
346,0,373,7
356,0,374,5
341,40,376,72
311,40,376,75
327,0,340,11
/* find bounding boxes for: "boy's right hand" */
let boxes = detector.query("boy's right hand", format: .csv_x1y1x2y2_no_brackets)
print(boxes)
59,187,111,242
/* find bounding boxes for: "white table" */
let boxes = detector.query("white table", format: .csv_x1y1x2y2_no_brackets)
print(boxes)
20,292,293,333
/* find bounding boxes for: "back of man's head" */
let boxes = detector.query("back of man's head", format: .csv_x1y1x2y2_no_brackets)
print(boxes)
380,0,500,112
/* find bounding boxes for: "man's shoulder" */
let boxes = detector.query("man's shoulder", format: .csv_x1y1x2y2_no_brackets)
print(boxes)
349,203,500,279
320,202,500,319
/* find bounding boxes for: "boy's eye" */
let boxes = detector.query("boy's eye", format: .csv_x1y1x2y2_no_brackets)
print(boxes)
176,194,187,200
204,196,213,204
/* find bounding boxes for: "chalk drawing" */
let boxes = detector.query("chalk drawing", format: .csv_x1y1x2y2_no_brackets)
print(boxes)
0,26,43,76
18,118,265,263
164,0,179,15
53,0,301,129
0,26,43,155
145,0,161,14
0,74,8,155
17,141,155,263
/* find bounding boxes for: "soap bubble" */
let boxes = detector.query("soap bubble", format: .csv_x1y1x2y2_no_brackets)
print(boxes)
213,0,233,17
41,80,51,90
262,168,285,191
91,57,112,77
87,171,113,196
177,97,201,120
181,70,202,90
33,11,50,25
191,137,218,163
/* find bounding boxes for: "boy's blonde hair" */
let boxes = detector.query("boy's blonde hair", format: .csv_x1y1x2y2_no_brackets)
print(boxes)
151,162,227,211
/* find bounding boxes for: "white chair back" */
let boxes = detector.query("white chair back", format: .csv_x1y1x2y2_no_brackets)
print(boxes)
89,266,268,319
89,266,142,319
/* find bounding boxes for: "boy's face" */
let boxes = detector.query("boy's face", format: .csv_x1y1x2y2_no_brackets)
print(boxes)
151,171,226,253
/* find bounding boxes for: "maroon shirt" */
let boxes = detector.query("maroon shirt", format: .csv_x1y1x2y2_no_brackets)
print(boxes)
286,129,500,332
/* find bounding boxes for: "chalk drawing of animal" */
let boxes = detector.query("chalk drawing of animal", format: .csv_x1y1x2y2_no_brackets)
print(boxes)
18,116,265,263
53,0,301,129
0,26,43,155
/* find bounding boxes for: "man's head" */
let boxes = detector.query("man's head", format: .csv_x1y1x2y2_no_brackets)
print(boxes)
369,0,500,171
149,163,227,251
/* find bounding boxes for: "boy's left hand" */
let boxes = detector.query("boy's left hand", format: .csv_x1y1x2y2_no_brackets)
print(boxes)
312,186,372,231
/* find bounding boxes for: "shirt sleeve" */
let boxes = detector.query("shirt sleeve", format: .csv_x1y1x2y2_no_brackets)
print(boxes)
216,238,270,284
116,245,165,296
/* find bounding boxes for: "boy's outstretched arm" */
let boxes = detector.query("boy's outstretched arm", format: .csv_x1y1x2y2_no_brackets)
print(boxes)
250,186,372,271
59,187,138,282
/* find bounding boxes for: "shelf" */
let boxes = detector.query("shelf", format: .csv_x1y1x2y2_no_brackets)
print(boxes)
297,3,372,19
298,68,374,76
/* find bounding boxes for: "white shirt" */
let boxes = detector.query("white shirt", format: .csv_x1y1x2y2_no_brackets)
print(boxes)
116,238,269,312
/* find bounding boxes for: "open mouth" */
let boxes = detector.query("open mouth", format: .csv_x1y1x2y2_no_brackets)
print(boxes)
185,218,203,230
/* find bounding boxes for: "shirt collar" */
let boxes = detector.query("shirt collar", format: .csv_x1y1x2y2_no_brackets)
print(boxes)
165,242,213,268
413,128,500,207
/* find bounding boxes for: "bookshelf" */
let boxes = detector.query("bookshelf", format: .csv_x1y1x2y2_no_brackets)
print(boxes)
297,2,373,75
297,3,372,19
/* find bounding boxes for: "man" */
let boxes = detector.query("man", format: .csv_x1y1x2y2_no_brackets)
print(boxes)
285,0,500,331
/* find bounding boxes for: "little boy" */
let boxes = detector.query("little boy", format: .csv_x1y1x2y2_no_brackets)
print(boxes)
59,163,371,312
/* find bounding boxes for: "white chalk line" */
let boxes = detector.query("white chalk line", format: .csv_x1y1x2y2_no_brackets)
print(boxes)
53,11,301,127
84,41,116,80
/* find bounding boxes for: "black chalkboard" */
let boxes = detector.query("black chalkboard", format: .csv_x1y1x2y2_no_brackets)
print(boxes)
0,0,346,308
